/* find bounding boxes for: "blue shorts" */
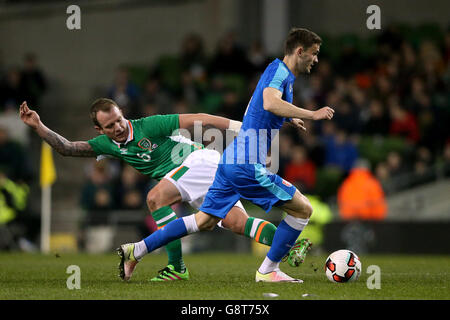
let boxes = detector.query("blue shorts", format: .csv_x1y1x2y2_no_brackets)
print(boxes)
200,163,297,219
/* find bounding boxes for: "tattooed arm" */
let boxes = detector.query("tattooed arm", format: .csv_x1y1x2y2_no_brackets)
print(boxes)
19,101,96,157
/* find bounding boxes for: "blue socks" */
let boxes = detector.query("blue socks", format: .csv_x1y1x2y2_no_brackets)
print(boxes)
267,219,302,262
143,218,188,253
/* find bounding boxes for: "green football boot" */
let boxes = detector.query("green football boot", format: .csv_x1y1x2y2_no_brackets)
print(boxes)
286,238,313,267
150,264,190,282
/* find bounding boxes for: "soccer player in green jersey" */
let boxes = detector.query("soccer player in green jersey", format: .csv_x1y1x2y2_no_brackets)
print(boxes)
19,99,311,281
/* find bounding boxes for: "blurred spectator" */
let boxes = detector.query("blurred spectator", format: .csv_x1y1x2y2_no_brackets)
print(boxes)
386,151,407,178
332,100,361,134
388,95,420,143
209,31,252,77
277,131,294,177
322,123,358,173
412,146,435,184
114,165,148,210
139,77,172,116
372,74,393,105
20,53,47,109
200,75,225,115
399,42,419,91
376,25,403,58
0,172,36,251
419,40,445,81
405,76,431,113
180,33,208,83
107,66,140,118
284,145,316,193
180,68,203,107
337,158,387,220
336,38,362,77
80,161,115,222
219,89,245,120
247,40,270,74
374,161,390,188
0,67,26,112
308,74,327,107
362,98,390,136
173,98,189,114
0,126,32,183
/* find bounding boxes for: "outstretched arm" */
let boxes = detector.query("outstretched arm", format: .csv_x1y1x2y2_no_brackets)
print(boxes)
19,101,96,157
263,87,334,120
178,113,242,133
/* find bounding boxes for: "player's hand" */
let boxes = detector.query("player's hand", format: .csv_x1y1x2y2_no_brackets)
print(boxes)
312,106,334,121
19,101,41,130
290,118,307,132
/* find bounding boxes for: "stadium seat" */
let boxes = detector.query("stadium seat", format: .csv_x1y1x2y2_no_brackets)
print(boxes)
126,65,150,89
358,136,409,165
222,74,247,98
314,167,344,200
157,55,182,93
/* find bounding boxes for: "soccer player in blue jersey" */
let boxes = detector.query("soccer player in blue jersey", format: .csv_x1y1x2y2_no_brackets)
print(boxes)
119,27,334,282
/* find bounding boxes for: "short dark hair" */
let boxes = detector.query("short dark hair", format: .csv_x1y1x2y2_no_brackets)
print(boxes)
284,27,322,55
90,98,119,127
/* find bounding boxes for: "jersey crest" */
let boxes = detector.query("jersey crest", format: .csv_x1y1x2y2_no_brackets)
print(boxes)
138,138,152,150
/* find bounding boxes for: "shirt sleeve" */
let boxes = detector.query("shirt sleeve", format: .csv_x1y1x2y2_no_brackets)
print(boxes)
267,64,289,93
87,135,112,156
140,114,180,137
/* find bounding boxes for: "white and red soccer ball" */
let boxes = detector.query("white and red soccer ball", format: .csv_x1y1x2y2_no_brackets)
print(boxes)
325,249,362,283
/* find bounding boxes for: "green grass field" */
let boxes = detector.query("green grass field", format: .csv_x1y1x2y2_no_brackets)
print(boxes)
0,252,449,300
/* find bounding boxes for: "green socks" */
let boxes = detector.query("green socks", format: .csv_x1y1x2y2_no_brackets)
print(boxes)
244,217,277,246
152,206,186,273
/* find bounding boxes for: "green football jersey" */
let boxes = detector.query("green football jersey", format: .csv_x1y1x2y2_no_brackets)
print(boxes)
88,114,202,180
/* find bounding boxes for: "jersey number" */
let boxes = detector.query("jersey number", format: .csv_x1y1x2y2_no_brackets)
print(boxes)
137,153,151,162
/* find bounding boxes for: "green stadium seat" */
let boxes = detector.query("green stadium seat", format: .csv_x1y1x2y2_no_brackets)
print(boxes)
126,65,149,89
157,55,182,92
314,166,344,200
357,136,409,166
221,74,247,98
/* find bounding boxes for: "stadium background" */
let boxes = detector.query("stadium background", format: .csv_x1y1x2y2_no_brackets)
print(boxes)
1,0,449,257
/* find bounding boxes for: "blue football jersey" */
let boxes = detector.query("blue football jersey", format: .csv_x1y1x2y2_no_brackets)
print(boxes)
224,58,296,165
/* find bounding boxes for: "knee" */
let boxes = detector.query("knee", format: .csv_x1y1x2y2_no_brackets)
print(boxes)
195,213,219,231
303,201,313,219
222,215,246,235
294,196,313,219
198,219,217,231
146,191,161,212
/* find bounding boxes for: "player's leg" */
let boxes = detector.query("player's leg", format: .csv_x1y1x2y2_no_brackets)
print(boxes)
118,163,238,281
118,210,220,281
145,179,188,278
228,163,310,282
221,204,277,246
256,190,313,282
118,178,186,281
136,162,239,256
219,203,310,263
177,149,278,247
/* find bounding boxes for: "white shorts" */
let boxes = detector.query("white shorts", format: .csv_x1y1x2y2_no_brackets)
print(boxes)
164,148,245,215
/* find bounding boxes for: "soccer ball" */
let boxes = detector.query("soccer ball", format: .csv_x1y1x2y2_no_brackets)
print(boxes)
325,249,362,283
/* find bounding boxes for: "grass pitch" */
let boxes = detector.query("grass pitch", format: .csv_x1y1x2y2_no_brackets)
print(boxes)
0,252,449,300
